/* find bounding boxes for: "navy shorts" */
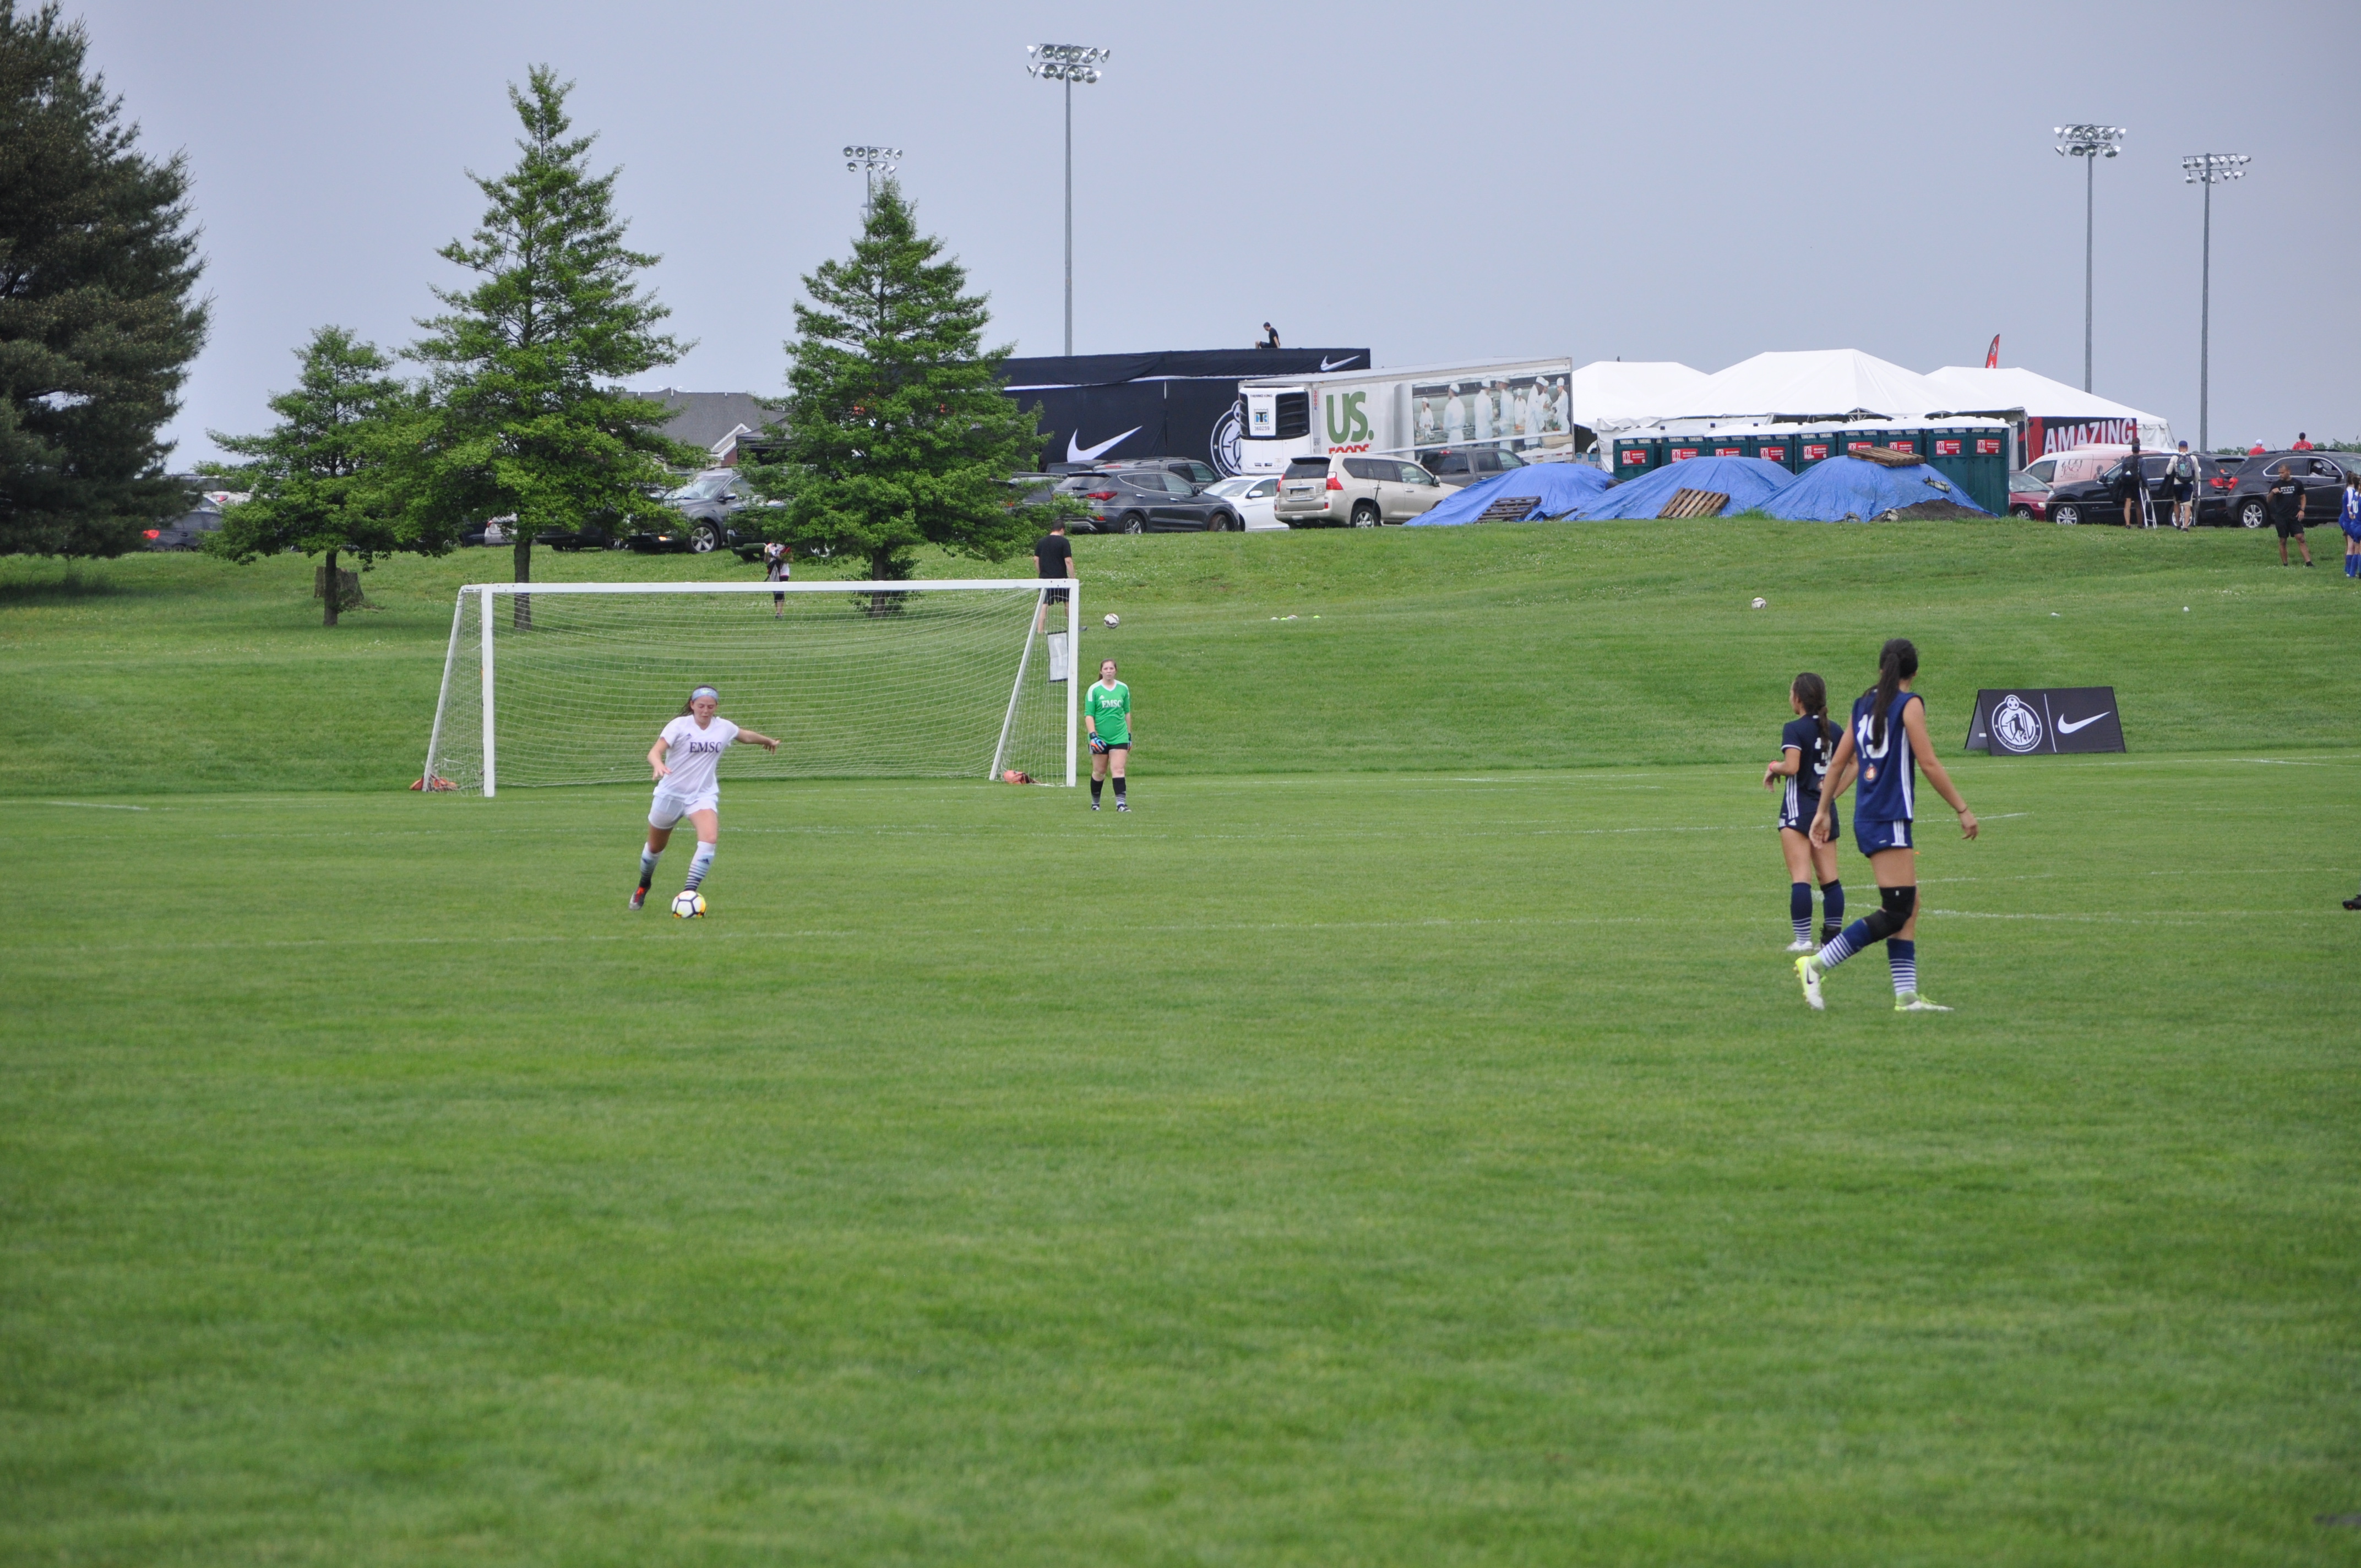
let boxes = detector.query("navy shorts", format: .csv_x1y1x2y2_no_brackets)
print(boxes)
1779,799,1839,840
1855,817,1914,856
1042,586,1071,604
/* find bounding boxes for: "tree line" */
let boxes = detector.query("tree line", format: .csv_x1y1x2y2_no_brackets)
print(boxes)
2,7,1061,624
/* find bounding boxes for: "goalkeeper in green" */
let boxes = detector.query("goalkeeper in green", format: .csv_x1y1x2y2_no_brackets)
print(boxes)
1085,658,1131,812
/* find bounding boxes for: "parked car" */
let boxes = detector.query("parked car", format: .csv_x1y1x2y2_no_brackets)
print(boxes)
1067,467,1244,533
664,468,754,524
1274,453,1448,527
144,494,230,550
2006,469,2051,520
1204,474,1283,530
2040,452,2226,527
628,516,750,554
1095,455,1222,488
1418,444,1532,489
2222,450,2351,530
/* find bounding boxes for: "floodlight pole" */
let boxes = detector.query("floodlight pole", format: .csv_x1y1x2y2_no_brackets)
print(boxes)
1027,44,1109,357
2054,125,2125,393
842,146,901,220
2183,153,2249,454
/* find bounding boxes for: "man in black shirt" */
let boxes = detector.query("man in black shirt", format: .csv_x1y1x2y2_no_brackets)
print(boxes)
1033,520,1074,629
2268,461,2311,567
2119,439,2151,528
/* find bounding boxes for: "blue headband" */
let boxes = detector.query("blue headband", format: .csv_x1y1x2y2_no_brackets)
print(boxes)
690,686,720,701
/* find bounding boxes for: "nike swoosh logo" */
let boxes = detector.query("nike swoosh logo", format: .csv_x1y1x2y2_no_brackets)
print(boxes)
2057,711,2111,734
1319,356,1355,371
1067,426,1141,464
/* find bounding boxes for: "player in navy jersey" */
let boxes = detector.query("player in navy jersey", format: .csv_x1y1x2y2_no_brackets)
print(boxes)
1794,639,1978,1012
1762,672,1852,951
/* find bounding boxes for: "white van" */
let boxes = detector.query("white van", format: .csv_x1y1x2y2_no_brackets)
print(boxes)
2023,447,2135,489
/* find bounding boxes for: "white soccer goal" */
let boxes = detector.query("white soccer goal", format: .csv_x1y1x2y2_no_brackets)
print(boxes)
422,579,1078,794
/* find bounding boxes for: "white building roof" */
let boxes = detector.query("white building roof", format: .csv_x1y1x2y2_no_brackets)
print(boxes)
1921,366,2168,445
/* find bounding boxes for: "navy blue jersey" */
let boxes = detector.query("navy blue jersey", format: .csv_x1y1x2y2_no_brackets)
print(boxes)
1849,689,1923,823
1778,715,1838,825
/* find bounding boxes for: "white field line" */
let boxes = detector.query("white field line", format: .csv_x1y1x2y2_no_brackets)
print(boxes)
38,801,151,811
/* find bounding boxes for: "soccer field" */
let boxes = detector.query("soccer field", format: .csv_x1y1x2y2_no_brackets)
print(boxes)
4,523,2358,1563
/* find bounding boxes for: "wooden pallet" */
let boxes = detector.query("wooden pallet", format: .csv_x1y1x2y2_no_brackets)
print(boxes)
1476,496,1541,521
1656,487,1730,520
1845,444,1922,468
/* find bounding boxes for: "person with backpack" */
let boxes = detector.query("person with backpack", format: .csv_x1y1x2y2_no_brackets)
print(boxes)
2167,441,2200,530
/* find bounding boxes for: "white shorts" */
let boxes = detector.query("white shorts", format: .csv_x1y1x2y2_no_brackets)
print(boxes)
649,787,719,829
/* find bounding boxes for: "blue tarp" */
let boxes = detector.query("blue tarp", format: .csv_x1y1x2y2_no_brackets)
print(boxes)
1405,460,1615,525
1759,456,1990,521
1574,455,1797,519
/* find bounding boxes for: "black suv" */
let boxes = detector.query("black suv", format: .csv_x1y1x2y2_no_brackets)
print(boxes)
2045,451,2239,527
1064,467,1243,533
2223,450,2350,530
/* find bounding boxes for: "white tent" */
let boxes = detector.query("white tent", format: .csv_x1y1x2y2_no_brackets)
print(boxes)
1675,349,1951,424
1919,366,2170,453
1564,360,1709,434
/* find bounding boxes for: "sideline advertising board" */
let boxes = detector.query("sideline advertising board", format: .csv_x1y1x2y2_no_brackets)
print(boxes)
1963,688,2125,754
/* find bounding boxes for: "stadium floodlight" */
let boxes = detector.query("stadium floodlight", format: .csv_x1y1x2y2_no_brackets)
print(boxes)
2182,153,2250,454
1025,43,1111,356
843,145,902,218
425,579,1080,795
2054,124,2126,393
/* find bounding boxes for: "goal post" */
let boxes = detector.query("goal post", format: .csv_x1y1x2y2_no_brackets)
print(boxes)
422,579,1078,795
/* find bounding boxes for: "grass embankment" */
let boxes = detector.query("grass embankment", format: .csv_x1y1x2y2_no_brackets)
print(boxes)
2,515,2354,794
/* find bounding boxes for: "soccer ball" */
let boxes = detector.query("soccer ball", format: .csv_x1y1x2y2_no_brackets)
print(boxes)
1103,613,1120,628
671,890,706,919
1750,597,1767,609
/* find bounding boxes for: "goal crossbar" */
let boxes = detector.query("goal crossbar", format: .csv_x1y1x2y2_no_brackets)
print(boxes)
425,578,1078,796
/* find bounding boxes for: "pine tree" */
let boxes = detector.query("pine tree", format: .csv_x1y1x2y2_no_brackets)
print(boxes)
744,179,1058,581
0,1,208,557
205,327,421,627
408,67,693,614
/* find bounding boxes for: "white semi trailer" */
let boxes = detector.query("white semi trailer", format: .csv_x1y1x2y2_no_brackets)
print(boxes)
1236,357,1577,476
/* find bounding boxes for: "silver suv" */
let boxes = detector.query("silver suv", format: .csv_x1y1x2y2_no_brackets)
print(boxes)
1274,453,1447,527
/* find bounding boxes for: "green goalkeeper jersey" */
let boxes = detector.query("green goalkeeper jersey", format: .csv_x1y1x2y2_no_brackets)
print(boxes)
1086,680,1131,745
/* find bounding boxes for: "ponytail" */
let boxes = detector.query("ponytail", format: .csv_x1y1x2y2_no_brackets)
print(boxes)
1792,672,1834,748
1862,639,1918,748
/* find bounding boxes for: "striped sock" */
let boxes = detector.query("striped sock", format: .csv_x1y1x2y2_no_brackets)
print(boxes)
1818,919,1869,968
1887,939,1917,996
684,841,716,892
1790,882,1813,943
1821,880,1844,928
638,848,659,890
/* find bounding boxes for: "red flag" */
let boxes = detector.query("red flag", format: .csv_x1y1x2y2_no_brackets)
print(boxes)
1984,334,2001,369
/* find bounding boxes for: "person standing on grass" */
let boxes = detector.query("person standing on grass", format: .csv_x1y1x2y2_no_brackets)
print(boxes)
2120,439,2151,528
632,685,780,911
1796,639,1978,1013
2268,462,2312,567
2337,469,2360,579
2168,441,2199,531
763,541,792,618
1085,658,1131,812
1764,672,1852,952
1034,519,1074,633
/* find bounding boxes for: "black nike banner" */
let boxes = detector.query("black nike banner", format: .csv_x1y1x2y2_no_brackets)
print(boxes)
1963,687,2126,755
1000,349,1370,477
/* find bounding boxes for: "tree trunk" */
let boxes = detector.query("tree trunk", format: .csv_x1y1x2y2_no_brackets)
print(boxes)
322,546,340,627
512,535,533,630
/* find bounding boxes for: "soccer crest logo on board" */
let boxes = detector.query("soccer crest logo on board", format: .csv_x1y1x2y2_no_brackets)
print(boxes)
1992,694,2044,754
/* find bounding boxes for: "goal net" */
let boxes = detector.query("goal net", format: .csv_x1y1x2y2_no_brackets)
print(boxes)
422,580,1078,793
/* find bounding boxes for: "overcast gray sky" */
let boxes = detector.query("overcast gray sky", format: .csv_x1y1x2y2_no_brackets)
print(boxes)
72,0,2360,466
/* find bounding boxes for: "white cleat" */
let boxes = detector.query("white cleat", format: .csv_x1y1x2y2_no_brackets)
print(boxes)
1795,953,1825,1010
1785,937,1817,952
1894,992,1952,1012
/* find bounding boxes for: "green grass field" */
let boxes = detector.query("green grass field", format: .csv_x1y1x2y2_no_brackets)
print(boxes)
3,519,2358,1564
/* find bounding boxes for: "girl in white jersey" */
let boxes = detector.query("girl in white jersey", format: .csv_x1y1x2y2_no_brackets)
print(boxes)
631,685,780,911
1795,639,1978,1012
